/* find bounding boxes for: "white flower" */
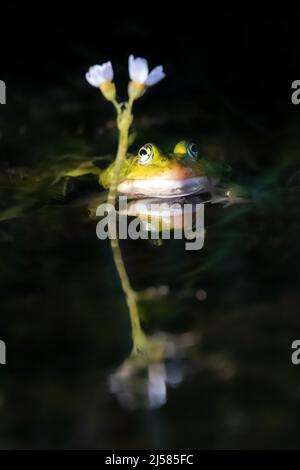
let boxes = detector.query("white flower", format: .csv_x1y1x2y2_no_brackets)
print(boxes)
85,61,114,87
128,55,165,86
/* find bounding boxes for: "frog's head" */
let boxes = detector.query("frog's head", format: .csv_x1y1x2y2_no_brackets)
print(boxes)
175,139,232,185
117,141,209,198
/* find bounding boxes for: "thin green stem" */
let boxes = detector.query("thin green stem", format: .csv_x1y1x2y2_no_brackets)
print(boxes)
107,99,147,354
111,99,122,114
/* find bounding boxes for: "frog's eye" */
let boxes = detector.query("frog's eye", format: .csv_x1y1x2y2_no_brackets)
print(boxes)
187,143,199,160
138,144,153,165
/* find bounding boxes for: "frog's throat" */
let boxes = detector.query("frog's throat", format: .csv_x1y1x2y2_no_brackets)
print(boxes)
117,176,210,198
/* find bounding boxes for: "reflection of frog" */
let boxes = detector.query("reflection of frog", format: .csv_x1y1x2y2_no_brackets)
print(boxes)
100,141,230,198
123,196,204,233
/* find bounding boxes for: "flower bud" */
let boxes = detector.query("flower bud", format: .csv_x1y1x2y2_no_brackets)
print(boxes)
128,80,146,101
100,81,116,102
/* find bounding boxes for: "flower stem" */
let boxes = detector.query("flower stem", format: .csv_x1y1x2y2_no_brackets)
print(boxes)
107,101,147,355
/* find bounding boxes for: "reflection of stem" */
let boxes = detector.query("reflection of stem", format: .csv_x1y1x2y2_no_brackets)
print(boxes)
110,237,147,354
108,99,147,355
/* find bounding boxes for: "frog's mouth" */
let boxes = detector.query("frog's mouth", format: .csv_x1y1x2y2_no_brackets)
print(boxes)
117,176,210,198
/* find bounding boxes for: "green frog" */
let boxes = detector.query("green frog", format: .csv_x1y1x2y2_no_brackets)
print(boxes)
100,141,230,199
56,140,233,201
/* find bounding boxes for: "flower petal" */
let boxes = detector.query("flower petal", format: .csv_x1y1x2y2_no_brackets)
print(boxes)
128,55,149,84
145,65,166,86
100,61,114,82
128,55,135,79
85,62,114,87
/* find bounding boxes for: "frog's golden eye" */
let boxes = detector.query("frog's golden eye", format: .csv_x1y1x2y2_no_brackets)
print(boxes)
138,143,153,165
187,142,199,160
173,140,199,160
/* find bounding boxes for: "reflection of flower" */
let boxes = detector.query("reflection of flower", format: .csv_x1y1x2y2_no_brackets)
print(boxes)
109,332,194,410
128,55,165,100
85,62,116,101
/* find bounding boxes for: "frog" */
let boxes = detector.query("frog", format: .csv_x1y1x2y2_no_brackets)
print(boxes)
100,140,230,199
54,140,234,201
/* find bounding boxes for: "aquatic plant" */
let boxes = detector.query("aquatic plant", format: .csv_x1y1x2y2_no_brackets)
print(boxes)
86,55,165,355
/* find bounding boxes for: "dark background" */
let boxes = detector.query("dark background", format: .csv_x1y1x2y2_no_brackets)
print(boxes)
0,3,300,450
1,4,299,129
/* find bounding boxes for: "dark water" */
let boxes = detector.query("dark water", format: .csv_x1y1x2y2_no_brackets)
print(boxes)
0,110,300,448
1,6,300,449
